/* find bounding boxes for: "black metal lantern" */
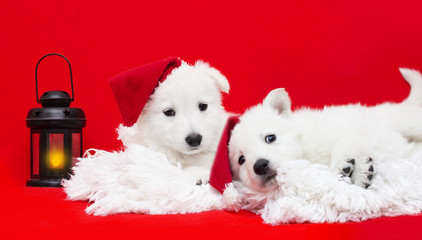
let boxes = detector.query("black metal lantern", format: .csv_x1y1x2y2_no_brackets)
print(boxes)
26,53,86,187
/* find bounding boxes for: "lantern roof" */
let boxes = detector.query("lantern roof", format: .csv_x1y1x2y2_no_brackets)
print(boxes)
40,90,72,108
26,90,86,129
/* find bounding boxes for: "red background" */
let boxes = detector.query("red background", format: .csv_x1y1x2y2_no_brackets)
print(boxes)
1,0,422,239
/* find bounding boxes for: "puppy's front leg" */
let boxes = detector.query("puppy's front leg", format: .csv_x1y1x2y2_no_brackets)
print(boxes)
330,155,375,189
351,156,375,189
333,157,356,178
330,144,375,189
183,166,210,185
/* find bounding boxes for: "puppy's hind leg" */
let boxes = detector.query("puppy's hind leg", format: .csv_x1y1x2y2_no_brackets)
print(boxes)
386,106,422,142
370,104,422,142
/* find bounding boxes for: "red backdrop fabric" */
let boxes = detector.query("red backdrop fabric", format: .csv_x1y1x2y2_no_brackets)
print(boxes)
1,0,422,239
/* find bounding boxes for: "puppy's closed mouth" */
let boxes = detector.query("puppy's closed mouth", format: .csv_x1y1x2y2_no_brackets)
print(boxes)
185,146,202,154
262,170,277,185
188,146,200,151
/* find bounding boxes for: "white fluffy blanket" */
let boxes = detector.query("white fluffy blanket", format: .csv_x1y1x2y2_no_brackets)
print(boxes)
63,144,235,215
63,144,422,224
237,154,422,224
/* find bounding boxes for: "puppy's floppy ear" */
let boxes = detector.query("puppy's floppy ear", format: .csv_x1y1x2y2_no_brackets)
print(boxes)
194,60,230,94
263,88,292,115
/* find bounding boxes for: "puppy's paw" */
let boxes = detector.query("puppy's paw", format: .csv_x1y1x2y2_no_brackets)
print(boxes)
183,166,210,185
337,158,355,177
351,157,375,189
196,178,209,186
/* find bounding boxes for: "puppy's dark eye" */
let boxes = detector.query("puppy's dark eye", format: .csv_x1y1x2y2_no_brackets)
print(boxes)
163,108,176,117
238,155,245,165
265,134,276,144
198,103,208,111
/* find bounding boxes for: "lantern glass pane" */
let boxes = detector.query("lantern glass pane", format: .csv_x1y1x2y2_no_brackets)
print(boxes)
48,134,64,169
32,133,40,176
72,133,81,167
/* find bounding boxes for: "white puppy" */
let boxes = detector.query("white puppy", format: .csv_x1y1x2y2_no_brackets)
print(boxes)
119,60,230,184
229,68,422,191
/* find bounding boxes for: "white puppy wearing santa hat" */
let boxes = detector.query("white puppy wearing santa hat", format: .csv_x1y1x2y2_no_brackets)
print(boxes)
209,68,422,196
109,57,230,184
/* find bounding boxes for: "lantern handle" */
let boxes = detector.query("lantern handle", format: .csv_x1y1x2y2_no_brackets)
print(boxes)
35,53,74,104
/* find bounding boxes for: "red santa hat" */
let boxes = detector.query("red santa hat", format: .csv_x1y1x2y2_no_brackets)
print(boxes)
209,115,240,194
109,57,182,126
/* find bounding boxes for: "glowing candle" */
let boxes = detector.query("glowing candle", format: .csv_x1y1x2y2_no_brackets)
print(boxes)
48,133,64,169
49,150,64,169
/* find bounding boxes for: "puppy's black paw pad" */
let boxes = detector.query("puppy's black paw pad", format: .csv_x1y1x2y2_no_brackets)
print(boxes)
342,166,351,174
352,157,375,189
196,179,209,186
338,158,355,177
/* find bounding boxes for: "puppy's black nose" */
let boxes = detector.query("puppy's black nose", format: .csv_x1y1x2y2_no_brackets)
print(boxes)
185,133,202,147
254,159,270,175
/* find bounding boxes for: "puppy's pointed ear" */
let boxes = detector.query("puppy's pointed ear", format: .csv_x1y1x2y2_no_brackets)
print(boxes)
263,88,292,115
194,60,230,94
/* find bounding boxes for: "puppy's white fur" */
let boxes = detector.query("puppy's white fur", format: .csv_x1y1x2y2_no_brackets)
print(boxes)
118,60,229,182
229,68,422,192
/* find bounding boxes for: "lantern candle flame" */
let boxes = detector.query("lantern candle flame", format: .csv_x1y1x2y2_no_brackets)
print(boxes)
48,133,64,169
49,150,64,169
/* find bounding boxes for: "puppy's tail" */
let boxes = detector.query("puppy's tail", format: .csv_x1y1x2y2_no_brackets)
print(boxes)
400,68,422,106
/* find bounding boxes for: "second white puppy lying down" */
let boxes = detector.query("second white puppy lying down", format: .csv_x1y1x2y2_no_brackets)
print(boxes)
110,57,230,183
228,68,422,191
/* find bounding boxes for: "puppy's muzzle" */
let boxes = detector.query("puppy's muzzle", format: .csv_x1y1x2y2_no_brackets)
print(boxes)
254,159,270,175
254,159,277,185
185,133,202,147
